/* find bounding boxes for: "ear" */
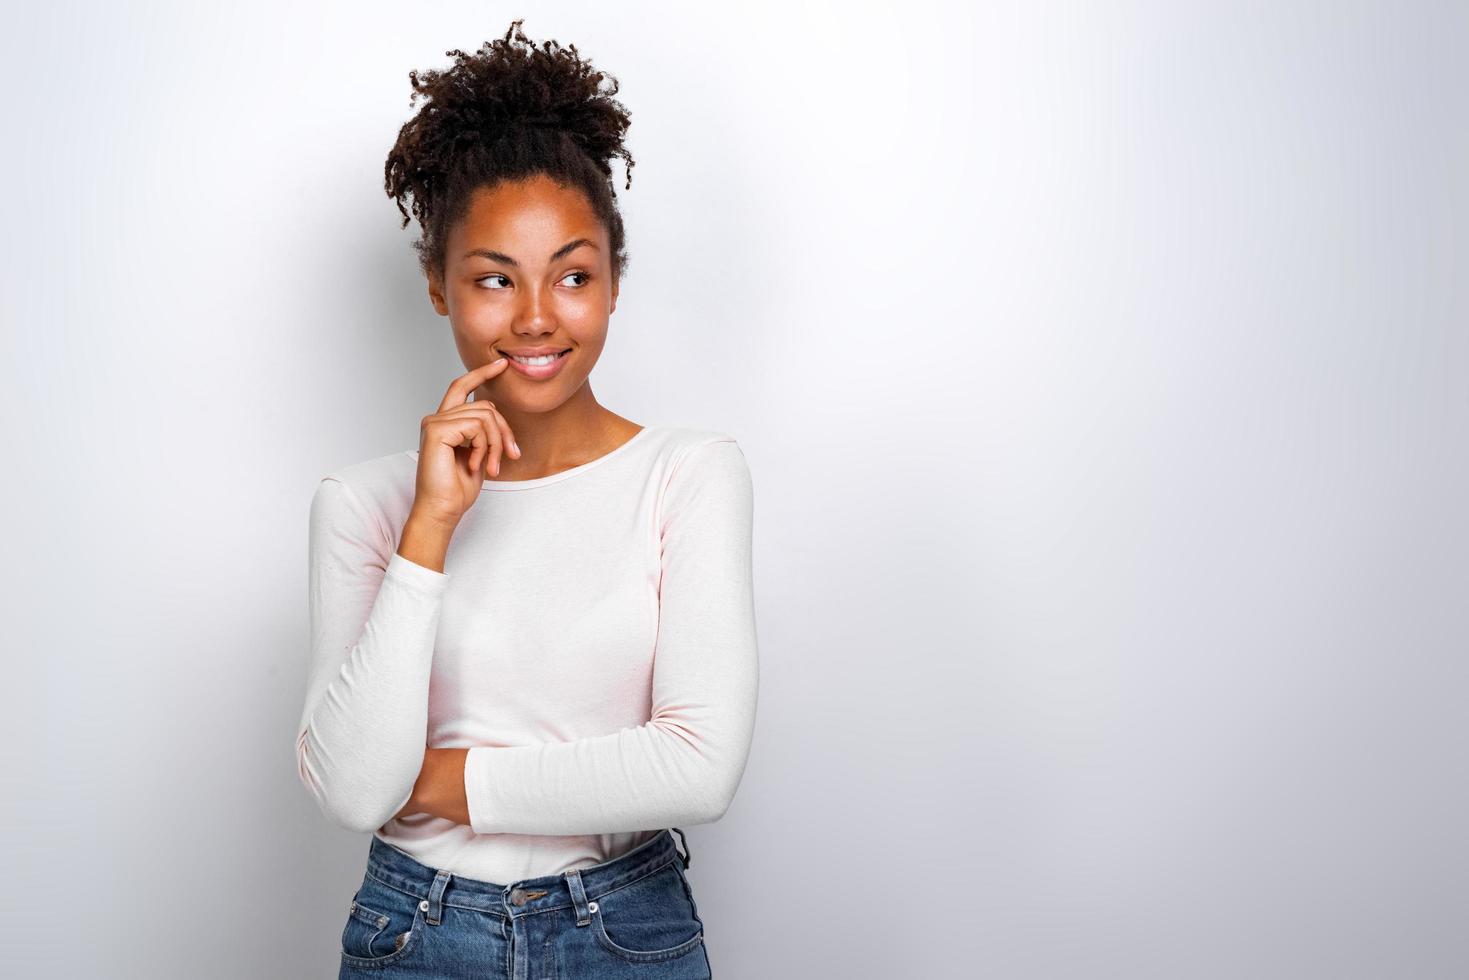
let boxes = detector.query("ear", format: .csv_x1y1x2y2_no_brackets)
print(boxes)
609,273,619,315
427,270,450,316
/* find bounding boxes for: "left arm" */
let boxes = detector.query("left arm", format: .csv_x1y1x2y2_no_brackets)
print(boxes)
404,438,759,835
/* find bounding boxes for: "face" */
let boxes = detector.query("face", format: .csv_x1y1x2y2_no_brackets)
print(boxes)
427,173,619,415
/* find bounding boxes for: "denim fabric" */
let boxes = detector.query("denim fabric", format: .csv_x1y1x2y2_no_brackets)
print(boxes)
337,828,711,978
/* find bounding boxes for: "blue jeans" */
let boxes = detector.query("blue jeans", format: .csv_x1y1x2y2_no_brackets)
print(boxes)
337,828,712,978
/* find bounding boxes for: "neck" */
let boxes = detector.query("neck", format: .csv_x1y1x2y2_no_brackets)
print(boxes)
483,384,636,480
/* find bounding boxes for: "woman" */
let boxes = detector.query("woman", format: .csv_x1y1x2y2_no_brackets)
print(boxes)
295,20,758,978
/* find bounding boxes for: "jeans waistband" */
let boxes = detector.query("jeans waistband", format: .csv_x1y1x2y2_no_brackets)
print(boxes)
363,828,692,923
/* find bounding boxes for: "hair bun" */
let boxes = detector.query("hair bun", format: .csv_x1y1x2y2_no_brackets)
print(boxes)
384,19,637,281
405,21,633,186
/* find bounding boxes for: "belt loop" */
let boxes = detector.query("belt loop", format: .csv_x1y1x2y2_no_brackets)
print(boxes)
425,869,451,926
564,868,592,927
671,827,692,869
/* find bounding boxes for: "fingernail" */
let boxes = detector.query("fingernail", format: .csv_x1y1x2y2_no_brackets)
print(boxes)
511,439,520,454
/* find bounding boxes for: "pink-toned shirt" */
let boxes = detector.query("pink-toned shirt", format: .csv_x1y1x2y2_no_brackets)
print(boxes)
296,425,758,884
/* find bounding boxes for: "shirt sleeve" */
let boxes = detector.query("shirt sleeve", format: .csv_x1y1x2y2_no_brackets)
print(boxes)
463,437,760,835
296,476,451,834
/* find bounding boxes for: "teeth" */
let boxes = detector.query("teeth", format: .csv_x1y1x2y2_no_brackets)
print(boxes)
510,352,563,366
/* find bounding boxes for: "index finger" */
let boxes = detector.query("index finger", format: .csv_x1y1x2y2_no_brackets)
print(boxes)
438,357,508,413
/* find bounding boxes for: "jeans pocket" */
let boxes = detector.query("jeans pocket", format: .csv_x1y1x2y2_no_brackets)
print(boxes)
589,860,706,964
340,875,423,968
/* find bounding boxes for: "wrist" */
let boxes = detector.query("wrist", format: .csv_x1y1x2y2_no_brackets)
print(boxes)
405,507,459,536
399,514,456,571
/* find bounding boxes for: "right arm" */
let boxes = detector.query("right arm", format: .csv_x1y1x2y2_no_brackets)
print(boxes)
295,356,516,833
295,478,453,834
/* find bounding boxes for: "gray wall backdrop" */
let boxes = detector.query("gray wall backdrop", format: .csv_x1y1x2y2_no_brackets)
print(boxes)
2,1,1465,977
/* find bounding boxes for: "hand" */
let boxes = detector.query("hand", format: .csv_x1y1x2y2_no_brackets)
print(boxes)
393,747,471,826
409,359,523,527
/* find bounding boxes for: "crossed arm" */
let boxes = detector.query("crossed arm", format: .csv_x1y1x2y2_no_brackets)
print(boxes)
297,438,758,837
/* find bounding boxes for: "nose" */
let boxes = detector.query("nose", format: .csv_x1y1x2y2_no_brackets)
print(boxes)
514,283,557,336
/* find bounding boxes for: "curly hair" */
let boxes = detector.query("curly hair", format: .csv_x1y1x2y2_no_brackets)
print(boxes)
383,18,636,283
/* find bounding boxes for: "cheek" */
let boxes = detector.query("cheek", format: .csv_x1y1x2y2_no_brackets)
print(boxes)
569,328,608,356
563,306,610,350
452,320,497,350
451,291,507,333
564,290,609,318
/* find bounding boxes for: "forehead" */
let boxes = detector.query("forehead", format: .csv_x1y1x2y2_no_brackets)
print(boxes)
448,176,604,258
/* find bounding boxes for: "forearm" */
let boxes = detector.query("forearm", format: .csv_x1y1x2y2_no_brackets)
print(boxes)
463,672,758,835
298,545,451,833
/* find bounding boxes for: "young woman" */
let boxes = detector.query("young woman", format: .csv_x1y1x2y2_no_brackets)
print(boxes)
295,20,758,978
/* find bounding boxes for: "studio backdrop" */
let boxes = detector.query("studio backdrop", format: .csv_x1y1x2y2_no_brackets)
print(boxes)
2,2,1465,978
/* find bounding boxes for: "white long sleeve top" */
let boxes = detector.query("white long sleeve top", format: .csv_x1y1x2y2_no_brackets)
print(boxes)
296,425,758,884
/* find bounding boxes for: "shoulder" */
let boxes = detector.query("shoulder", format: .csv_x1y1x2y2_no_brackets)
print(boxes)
648,427,753,525
644,425,747,463
645,426,750,481
310,449,419,541
320,448,418,494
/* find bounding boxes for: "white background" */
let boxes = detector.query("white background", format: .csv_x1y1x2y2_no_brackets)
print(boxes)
2,2,1466,977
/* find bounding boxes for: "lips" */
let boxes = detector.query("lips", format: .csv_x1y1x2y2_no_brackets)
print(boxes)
499,347,572,359
501,347,572,380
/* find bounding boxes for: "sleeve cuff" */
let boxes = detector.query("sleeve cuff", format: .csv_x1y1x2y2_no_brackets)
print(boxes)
465,746,493,834
385,551,451,595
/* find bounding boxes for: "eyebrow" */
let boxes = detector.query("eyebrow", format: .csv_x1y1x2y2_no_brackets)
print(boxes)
462,238,598,267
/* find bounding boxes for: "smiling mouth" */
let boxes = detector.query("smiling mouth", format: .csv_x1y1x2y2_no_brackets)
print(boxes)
502,349,571,365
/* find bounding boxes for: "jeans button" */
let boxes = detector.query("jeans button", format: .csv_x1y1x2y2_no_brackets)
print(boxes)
510,888,528,906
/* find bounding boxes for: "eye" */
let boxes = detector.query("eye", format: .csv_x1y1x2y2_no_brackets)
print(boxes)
475,271,589,290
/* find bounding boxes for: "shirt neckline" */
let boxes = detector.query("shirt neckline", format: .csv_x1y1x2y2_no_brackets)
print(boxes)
407,425,656,492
